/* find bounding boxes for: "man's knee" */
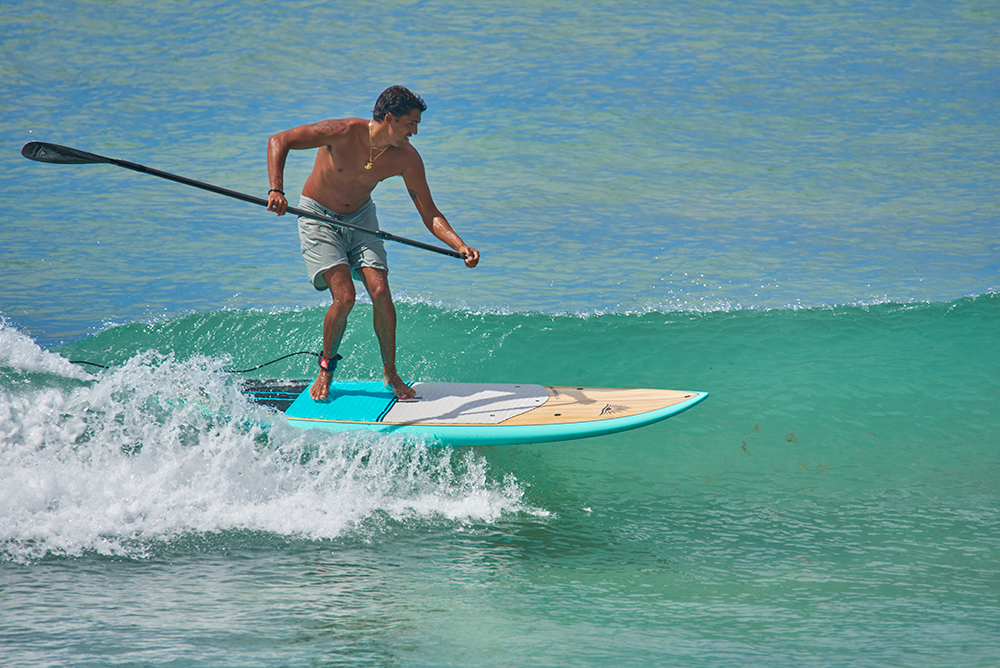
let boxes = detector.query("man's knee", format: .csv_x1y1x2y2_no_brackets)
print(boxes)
369,282,392,305
324,266,357,309
331,290,356,313
362,269,392,304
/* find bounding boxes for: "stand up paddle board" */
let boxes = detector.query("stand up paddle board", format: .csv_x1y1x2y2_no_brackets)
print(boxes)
244,379,707,446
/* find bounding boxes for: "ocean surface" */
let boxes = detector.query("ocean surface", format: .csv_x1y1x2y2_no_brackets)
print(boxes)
2,0,998,666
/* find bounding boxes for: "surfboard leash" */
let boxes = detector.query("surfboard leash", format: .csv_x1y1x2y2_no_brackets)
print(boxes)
68,351,322,374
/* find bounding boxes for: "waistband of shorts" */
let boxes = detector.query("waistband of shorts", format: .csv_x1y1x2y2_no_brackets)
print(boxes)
297,195,375,222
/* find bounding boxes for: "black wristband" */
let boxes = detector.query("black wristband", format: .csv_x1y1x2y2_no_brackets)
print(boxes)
269,189,284,195
318,353,342,372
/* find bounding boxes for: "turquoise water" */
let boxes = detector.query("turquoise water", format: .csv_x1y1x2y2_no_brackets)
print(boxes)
2,0,999,666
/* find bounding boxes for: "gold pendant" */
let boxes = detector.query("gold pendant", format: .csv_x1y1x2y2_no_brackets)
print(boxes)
364,162,372,170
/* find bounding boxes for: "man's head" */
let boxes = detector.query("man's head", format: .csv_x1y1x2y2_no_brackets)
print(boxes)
372,86,427,122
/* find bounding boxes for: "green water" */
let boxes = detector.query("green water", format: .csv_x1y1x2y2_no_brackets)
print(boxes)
2,295,998,665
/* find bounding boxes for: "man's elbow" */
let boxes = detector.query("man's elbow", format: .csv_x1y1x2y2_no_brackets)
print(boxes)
426,214,448,231
268,133,290,155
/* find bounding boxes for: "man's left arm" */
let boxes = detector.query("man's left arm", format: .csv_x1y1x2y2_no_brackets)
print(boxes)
403,156,480,268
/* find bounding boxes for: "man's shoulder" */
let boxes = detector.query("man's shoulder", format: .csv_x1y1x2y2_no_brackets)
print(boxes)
397,141,424,169
310,116,366,140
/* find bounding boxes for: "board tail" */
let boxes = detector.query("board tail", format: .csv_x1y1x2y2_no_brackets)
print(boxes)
242,379,309,412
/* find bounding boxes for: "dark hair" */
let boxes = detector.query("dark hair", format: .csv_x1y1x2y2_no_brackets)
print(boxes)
372,86,427,122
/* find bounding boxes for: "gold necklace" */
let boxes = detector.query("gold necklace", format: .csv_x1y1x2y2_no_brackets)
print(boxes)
365,121,388,169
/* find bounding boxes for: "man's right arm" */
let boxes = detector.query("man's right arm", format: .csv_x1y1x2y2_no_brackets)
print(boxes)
266,119,351,216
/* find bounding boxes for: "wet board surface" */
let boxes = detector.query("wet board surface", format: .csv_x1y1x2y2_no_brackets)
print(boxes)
243,379,708,446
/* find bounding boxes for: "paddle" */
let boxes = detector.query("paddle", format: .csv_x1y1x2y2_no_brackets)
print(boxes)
20,141,466,259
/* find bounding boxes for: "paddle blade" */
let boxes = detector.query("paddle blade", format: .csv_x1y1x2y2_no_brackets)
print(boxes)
21,142,109,165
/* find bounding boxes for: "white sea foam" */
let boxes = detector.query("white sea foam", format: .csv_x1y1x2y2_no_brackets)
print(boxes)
0,319,94,381
0,342,539,564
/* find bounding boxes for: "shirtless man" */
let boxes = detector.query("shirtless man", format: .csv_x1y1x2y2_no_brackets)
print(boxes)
266,86,480,401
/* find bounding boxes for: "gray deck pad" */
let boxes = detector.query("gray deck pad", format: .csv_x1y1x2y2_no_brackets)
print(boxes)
381,382,549,425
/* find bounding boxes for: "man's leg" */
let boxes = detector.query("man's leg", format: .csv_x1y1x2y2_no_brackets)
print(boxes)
311,264,356,401
359,267,416,400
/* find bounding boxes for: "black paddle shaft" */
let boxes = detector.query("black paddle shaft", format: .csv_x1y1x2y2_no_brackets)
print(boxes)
20,141,466,260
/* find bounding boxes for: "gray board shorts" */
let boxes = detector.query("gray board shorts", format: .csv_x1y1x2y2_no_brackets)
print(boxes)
297,195,389,290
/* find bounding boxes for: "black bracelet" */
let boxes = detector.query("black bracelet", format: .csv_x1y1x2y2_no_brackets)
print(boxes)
268,189,284,195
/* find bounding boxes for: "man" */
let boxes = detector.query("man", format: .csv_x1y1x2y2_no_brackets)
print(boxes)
266,86,480,401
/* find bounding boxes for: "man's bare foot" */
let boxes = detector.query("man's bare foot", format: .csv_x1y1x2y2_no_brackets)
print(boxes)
310,369,332,401
384,371,416,400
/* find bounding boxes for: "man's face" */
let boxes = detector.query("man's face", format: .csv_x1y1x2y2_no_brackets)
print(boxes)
388,109,421,146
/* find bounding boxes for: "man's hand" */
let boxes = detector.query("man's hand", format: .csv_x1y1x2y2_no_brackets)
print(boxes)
460,246,480,268
267,190,288,216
